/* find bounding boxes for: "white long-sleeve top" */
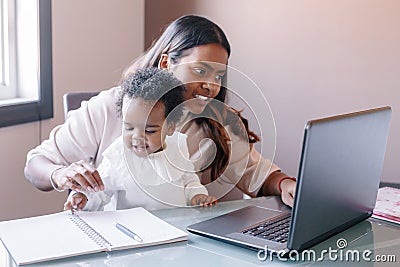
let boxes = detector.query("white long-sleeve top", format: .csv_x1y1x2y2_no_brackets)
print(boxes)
28,87,280,201
80,133,208,211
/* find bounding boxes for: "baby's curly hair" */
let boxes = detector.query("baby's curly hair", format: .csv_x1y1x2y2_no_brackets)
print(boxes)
116,68,185,123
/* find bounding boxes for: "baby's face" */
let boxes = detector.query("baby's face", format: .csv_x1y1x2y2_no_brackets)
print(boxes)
122,97,173,157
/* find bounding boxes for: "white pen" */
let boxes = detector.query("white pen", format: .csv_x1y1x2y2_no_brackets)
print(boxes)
114,222,143,242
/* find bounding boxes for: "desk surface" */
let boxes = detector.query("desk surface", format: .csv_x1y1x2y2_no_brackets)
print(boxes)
1,197,399,266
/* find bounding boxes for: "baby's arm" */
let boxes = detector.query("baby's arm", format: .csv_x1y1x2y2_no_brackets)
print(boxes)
183,172,218,206
64,192,88,211
167,132,217,206
63,190,112,211
64,192,87,211
62,171,116,211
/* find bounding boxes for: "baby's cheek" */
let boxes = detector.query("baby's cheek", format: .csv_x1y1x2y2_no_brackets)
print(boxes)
122,134,131,148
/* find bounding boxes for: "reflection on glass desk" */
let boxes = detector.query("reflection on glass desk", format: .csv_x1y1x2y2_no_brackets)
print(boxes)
1,197,399,266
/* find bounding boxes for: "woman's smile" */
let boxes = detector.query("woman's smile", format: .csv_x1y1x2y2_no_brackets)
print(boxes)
195,94,210,101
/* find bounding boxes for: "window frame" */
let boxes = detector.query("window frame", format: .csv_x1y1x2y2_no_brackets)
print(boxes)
0,0,52,128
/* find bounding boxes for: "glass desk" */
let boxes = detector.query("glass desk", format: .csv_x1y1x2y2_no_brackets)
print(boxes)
1,197,399,266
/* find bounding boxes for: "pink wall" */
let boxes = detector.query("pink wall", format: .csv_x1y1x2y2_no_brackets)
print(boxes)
1,0,399,221
146,0,400,183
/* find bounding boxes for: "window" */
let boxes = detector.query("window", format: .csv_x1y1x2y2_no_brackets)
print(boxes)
0,0,17,99
0,0,52,128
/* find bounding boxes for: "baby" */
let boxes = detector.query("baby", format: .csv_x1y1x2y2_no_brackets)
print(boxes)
64,68,217,211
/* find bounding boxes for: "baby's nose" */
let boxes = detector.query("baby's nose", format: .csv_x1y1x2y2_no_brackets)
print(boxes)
131,139,143,146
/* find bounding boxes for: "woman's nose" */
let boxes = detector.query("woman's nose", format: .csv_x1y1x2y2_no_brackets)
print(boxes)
202,82,219,96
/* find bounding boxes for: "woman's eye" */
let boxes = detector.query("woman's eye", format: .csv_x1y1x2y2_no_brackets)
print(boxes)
193,68,206,76
145,130,156,134
215,75,224,81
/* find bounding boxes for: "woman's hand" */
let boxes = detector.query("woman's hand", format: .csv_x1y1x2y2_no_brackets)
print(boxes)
51,159,104,192
280,179,296,207
63,192,88,211
191,194,218,207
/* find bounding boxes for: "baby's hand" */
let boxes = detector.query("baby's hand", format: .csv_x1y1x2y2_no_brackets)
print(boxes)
191,194,218,207
63,192,88,211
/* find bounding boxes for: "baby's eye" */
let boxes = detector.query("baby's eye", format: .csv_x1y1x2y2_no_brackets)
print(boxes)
123,122,134,131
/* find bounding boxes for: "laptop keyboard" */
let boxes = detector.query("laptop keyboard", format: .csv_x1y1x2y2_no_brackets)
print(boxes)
241,214,291,243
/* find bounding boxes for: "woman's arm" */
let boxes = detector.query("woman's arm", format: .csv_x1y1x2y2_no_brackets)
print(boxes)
24,87,122,192
24,155,70,191
25,155,103,193
259,170,296,207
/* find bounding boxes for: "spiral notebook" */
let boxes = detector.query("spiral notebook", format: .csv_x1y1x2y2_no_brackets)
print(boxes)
0,207,187,265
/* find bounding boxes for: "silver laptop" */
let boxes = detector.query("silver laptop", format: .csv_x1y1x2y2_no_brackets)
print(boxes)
187,106,391,255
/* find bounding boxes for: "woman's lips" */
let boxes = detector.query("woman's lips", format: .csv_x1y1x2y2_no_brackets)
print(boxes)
195,94,209,101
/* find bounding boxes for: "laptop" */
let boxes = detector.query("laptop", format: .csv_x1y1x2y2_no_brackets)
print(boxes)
187,106,391,255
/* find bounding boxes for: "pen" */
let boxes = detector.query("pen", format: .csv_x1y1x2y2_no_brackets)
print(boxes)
114,222,143,242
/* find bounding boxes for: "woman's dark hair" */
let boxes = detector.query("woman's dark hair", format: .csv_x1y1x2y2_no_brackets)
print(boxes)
122,15,259,181
117,68,185,124
122,15,230,103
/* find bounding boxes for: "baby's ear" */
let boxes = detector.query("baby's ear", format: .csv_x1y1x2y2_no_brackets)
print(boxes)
166,121,176,136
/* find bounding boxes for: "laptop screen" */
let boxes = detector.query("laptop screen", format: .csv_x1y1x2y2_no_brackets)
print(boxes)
287,106,391,251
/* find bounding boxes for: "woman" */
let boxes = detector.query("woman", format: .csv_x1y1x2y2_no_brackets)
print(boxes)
24,15,296,207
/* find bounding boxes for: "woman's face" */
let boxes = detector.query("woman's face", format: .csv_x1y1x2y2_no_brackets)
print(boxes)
161,43,229,114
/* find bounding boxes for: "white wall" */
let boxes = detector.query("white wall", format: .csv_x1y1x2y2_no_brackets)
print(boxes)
0,0,144,221
145,0,400,183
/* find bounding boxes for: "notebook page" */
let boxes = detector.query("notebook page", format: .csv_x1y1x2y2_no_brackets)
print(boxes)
0,211,103,265
78,207,187,250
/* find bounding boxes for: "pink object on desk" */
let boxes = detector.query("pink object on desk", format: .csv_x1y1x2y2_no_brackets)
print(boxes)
373,187,400,224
